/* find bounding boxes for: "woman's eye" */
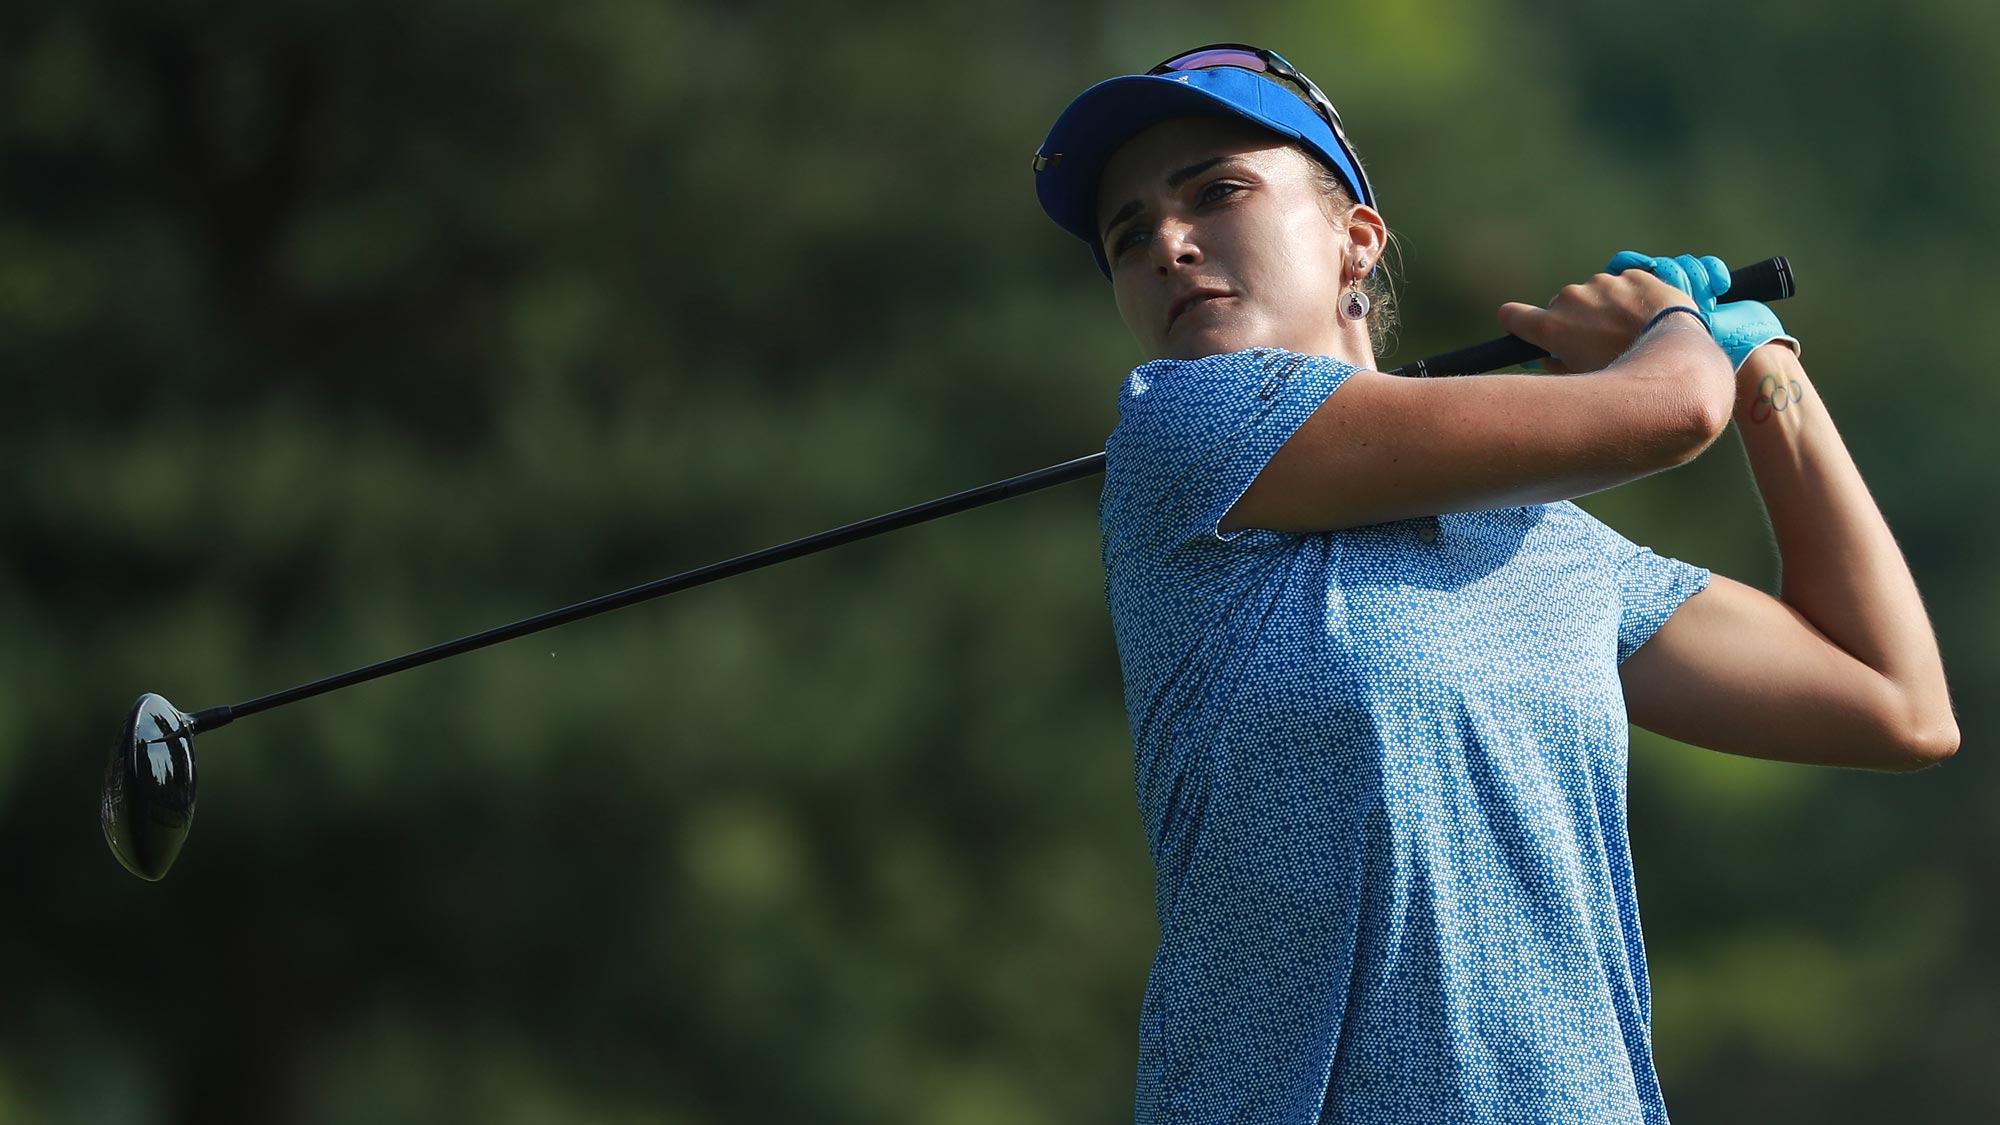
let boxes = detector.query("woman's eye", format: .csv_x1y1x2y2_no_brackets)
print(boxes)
1108,185,1240,259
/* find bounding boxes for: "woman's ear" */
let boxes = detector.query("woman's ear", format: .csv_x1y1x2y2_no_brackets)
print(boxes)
1345,204,1387,263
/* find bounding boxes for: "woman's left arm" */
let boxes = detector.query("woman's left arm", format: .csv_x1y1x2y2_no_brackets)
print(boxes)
1619,342,1961,771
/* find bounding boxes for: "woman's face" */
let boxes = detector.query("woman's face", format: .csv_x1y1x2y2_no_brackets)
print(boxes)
1095,115,1356,362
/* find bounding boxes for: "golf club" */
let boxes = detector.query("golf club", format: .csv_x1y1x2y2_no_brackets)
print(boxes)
102,256,1797,881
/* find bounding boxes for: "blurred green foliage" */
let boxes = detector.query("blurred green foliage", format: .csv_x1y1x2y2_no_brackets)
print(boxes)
2,1,1993,1121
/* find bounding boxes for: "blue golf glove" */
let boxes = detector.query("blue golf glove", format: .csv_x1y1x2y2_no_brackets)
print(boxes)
1708,298,1802,373
1605,250,1730,327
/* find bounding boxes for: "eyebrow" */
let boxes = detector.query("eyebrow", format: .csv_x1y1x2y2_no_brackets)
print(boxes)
1100,156,1234,243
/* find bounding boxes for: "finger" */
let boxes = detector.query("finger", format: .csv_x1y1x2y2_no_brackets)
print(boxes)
1498,302,1566,372
1605,250,1655,276
1670,254,1714,307
1497,300,1546,340
1699,254,1732,297
1648,255,1693,297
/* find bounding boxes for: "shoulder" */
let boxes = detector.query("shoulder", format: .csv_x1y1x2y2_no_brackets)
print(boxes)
1109,348,1355,455
1116,348,1348,409
1536,500,1625,549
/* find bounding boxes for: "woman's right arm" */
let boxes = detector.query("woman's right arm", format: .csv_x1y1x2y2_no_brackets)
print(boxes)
1219,270,1738,534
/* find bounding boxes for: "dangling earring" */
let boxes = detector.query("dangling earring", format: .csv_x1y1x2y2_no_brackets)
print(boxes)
1342,263,1371,322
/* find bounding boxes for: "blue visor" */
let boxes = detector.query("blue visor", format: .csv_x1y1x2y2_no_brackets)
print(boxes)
1033,67,1374,280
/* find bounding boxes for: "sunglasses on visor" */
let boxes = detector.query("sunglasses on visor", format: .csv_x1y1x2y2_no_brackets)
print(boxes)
1146,43,1375,208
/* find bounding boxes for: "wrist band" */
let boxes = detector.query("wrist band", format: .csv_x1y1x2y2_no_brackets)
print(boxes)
1643,305,1709,335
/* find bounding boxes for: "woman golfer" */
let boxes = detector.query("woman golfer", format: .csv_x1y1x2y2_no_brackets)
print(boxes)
1032,43,1958,1124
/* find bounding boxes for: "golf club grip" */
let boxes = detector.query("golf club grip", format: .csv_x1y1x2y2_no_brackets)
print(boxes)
1391,255,1795,379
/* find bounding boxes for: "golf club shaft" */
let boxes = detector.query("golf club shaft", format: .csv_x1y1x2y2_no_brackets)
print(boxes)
187,255,1794,733
188,450,1108,732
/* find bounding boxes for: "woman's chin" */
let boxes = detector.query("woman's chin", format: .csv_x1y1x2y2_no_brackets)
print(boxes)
1161,323,1273,361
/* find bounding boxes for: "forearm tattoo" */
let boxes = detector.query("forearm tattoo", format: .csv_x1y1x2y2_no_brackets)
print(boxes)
1745,371,1806,424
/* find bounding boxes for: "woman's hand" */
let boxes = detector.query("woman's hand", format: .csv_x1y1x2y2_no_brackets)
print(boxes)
1605,251,1802,373
1607,251,1730,315
1497,268,1704,374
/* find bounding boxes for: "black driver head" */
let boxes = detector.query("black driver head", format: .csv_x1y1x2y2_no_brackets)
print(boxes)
101,693,198,880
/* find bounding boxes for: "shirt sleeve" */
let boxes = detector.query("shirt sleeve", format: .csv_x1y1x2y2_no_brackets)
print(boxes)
1565,505,1713,664
1099,348,1355,571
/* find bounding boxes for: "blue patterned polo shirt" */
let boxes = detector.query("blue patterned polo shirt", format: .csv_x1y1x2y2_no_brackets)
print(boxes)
1100,348,1709,1124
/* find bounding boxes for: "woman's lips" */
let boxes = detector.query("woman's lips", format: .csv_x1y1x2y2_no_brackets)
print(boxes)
1169,293,1232,329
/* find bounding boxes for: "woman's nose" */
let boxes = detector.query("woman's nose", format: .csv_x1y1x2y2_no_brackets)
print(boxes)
1150,219,1201,270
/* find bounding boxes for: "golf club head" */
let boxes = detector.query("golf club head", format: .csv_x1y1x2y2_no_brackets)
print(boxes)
102,693,198,881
